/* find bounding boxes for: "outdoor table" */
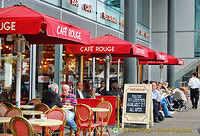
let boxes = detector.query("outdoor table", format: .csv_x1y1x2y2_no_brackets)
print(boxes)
0,117,12,133
91,108,109,136
62,105,74,110
20,105,35,109
22,110,43,116
29,118,63,136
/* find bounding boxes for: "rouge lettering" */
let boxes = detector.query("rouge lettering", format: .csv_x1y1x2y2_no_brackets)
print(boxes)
0,22,16,31
95,46,115,52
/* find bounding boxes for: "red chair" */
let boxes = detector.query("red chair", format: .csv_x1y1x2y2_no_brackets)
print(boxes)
0,104,8,117
31,103,50,134
44,107,67,136
3,102,14,109
95,96,116,125
75,104,101,136
28,98,41,105
4,107,22,131
10,116,34,136
96,101,112,136
34,103,50,118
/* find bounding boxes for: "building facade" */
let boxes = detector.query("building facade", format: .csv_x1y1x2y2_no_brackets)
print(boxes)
0,0,196,101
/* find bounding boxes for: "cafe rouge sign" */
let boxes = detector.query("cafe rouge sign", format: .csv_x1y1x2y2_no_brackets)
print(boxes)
80,46,115,53
0,21,82,41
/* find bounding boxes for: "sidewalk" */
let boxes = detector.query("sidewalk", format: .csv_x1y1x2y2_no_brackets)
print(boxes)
109,101,200,136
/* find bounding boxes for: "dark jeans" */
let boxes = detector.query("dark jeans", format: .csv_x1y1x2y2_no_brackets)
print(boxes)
153,99,159,118
190,88,199,108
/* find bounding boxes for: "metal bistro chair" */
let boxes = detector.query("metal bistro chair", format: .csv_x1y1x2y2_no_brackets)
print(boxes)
34,103,50,119
4,107,22,132
96,101,112,136
28,98,41,105
3,102,14,109
10,116,34,136
32,103,50,135
0,104,8,117
44,107,67,136
75,104,101,136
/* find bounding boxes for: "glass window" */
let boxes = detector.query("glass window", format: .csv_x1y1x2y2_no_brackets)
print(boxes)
0,38,30,103
35,44,55,98
41,0,60,6
137,0,150,28
97,1,120,30
195,0,200,57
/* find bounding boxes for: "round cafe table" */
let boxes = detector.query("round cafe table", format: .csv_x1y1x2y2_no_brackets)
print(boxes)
20,105,35,109
62,105,74,110
29,118,63,136
22,110,43,116
0,117,12,133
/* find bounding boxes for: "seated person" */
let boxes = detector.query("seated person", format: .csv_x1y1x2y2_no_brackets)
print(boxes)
157,82,174,111
41,83,62,108
60,84,77,106
152,82,173,119
76,81,87,98
61,84,77,132
84,82,94,98
96,80,106,95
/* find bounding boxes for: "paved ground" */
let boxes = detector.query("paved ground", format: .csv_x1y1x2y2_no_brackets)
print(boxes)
110,100,200,136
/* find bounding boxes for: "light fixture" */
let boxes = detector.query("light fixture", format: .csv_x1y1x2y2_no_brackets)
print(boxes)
6,34,13,41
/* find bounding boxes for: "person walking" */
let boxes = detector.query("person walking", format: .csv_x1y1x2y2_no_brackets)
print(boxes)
188,72,200,109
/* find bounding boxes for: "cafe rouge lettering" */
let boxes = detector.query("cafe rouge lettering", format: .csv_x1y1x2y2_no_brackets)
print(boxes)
80,46,115,53
57,26,81,40
101,12,117,24
70,0,79,7
0,21,16,31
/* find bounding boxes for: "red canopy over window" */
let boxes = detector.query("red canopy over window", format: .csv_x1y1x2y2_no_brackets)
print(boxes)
0,5,91,44
139,52,184,65
65,35,148,57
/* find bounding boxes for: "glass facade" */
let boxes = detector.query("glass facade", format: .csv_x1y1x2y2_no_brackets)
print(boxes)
195,0,200,57
0,38,30,103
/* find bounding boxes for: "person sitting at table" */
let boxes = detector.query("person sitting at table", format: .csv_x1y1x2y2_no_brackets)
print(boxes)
60,84,77,105
96,80,106,95
76,81,87,98
61,84,77,132
152,82,173,118
41,83,62,108
84,82,94,98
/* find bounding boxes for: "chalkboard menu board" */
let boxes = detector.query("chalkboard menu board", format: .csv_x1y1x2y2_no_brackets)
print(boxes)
126,93,146,113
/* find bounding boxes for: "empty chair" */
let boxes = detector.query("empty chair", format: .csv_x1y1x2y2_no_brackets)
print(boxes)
44,107,67,136
75,104,101,136
4,107,22,132
0,104,8,117
3,102,14,109
96,101,112,136
10,116,34,136
34,103,50,118
28,98,41,105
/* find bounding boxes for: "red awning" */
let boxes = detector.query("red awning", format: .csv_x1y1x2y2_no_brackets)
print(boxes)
139,52,184,65
0,5,91,44
136,44,166,61
65,35,148,57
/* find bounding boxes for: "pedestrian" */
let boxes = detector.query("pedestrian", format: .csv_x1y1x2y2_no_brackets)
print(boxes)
188,72,200,109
